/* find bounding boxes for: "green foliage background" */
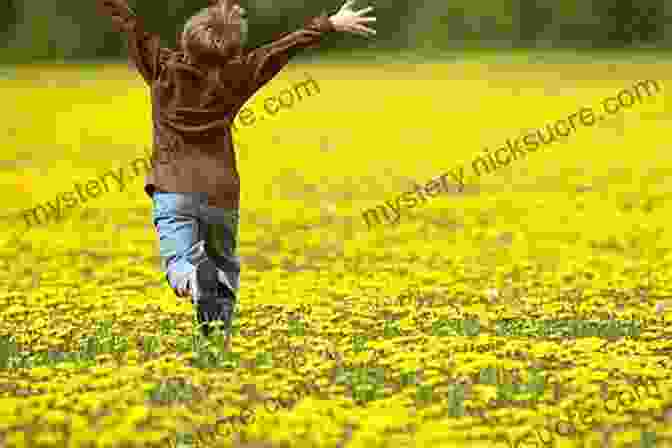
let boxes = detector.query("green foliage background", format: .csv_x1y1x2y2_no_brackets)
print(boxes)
1,0,672,61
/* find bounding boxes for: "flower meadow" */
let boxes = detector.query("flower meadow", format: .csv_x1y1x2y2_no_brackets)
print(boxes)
1,56,672,447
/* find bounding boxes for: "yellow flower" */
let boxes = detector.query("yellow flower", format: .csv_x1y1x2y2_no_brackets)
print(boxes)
5,430,27,447
33,431,64,446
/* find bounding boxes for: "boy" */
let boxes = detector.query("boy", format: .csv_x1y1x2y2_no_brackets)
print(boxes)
97,0,376,338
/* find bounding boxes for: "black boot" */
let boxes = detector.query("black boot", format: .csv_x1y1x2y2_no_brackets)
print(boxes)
197,297,235,337
192,260,235,338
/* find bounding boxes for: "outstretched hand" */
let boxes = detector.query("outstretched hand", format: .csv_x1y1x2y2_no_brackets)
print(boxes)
329,0,377,38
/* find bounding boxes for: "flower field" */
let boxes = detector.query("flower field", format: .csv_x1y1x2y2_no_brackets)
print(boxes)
1,55,672,447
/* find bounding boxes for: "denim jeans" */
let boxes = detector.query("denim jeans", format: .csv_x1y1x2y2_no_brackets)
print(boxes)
152,192,240,337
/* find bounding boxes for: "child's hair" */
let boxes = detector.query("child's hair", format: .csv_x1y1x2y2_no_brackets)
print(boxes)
181,0,244,65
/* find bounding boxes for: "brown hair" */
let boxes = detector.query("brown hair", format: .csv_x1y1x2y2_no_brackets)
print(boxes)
181,0,244,66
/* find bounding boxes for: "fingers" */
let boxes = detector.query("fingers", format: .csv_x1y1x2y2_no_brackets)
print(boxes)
354,6,374,17
101,0,130,12
348,24,376,37
100,1,133,22
340,0,356,12
175,278,191,298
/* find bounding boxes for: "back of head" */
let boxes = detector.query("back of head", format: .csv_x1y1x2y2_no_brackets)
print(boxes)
181,0,247,66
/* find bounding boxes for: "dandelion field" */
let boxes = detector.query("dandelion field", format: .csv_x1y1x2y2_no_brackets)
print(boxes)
1,55,672,447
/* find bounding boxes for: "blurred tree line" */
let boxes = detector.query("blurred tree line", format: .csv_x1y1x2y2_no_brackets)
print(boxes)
0,0,670,61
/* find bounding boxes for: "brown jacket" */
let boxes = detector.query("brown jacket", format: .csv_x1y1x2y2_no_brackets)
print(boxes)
104,7,334,208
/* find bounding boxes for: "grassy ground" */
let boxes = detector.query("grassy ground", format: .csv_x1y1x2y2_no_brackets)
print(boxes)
1,54,672,447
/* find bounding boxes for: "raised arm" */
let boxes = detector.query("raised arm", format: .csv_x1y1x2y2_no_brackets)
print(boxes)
97,0,166,85
245,1,376,90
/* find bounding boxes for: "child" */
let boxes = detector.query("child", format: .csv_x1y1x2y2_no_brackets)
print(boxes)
97,0,376,338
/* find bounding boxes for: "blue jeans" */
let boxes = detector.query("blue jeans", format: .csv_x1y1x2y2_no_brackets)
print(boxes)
152,192,240,337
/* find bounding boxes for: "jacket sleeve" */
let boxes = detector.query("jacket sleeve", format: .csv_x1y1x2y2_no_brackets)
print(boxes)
244,12,335,91
124,18,166,84
98,2,166,84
